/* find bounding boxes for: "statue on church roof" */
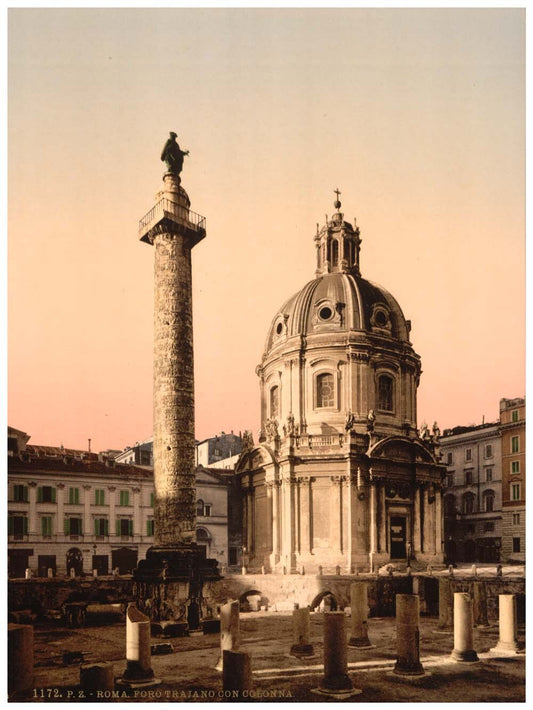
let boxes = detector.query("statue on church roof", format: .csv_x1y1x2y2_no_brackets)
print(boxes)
161,132,189,175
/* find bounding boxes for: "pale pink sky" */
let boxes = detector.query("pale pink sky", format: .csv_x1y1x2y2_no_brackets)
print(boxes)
8,8,525,452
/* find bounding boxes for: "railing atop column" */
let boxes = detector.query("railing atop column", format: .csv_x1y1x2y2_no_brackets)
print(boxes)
138,197,206,236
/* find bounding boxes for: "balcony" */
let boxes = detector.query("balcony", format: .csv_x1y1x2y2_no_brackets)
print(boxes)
139,197,206,245
295,433,345,449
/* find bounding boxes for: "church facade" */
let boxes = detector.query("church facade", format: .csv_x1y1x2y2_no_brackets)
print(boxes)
236,196,445,573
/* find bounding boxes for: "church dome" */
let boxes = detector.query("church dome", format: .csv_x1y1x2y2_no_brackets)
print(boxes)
256,192,421,441
265,272,411,354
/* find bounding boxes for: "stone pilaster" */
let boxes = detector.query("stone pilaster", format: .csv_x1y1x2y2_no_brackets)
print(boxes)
413,485,422,555
83,485,91,541
435,488,442,558
56,483,65,540
28,482,37,538
369,481,377,555
108,486,116,541
378,484,387,553
132,487,141,537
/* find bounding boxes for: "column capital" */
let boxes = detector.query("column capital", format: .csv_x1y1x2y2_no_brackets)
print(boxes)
28,481,38,488
56,482,65,490
108,486,117,492
83,484,91,491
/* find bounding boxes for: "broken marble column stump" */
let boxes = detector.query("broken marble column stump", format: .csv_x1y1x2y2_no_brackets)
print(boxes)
490,594,520,655
348,583,374,648
80,663,115,693
118,604,160,688
222,650,251,694
313,612,362,698
450,593,479,663
215,600,240,671
8,623,34,700
392,594,426,677
290,607,314,658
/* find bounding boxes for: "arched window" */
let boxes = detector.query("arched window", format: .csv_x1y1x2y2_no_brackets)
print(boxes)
462,493,475,515
317,373,335,408
196,527,210,543
270,386,279,419
378,374,394,412
483,490,495,513
196,499,204,517
331,240,339,267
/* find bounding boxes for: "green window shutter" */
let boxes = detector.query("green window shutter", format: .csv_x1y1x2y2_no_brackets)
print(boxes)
37,487,43,503
8,517,14,535
147,520,151,536
129,520,133,536
24,486,29,502
51,487,56,503
69,488,73,504
79,519,82,535
104,518,109,536
116,519,121,536
150,492,154,508
94,519,99,535
42,518,47,536
64,518,70,535
23,517,28,535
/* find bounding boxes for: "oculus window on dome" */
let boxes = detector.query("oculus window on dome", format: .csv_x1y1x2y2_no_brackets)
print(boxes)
318,305,334,321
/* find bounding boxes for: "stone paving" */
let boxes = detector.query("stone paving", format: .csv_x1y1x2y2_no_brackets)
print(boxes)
30,607,525,703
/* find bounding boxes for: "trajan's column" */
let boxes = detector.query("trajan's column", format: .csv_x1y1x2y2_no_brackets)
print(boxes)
134,133,218,625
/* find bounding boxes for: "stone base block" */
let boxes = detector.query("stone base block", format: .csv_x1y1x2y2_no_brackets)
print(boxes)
8,624,34,700
289,643,315,658
117,677,162,689
450,649,480,663
387,670,432,683
489,641,522,656
80,663,115,692
348,638,375,649
311,686,362,699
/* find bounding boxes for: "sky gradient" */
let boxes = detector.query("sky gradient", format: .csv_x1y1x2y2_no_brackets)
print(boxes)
8,8,525,452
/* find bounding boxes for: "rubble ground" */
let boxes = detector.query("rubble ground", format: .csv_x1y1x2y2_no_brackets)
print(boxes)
31,610,525,703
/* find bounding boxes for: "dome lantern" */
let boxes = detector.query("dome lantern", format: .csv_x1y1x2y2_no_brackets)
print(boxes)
315,188,362,277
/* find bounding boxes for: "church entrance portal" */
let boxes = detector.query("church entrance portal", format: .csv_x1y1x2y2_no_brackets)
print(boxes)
390,516,407,559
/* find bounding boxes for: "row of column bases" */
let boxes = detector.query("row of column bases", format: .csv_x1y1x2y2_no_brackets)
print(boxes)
8,589,522,700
